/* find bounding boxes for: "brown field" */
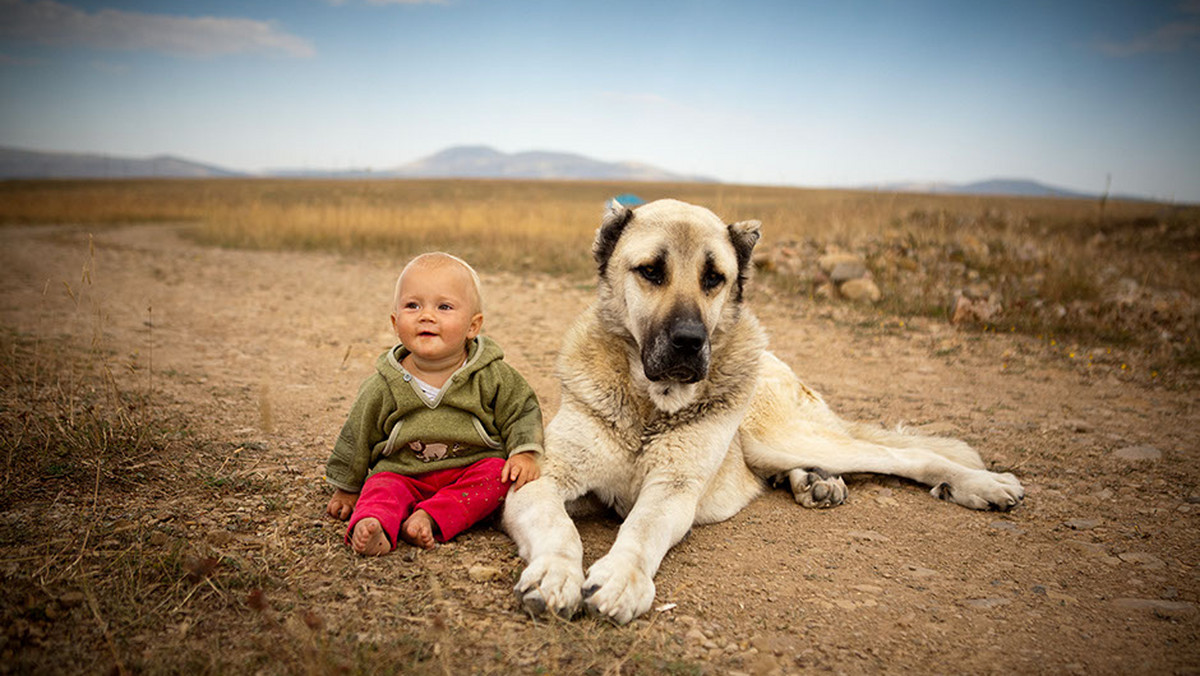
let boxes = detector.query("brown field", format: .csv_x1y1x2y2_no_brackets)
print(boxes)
1,179,1197,674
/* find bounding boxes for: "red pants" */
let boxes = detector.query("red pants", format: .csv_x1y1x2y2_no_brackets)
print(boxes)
346,457,508,549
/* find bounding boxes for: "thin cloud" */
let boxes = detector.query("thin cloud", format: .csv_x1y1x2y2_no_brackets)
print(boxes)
0,0,315,58
1097,3,1200,56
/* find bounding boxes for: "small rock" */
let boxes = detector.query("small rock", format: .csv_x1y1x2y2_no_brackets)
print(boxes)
848,530,891,543
747,653,780,676
1063,419,1093,433
852,584,884,594
1113,445,1162,462
467,564,502,583
950,293,1001,324
1112,598,1197,618
962,597,1011,609
1063,539,1107,557
1046,591,1079,605
875,496,900,507
989,521,1025,534
829,260,868,282
839,278,881,303
818,252,864,276
1117,552,1166,569
1064,518,1100,530
905,565,939,579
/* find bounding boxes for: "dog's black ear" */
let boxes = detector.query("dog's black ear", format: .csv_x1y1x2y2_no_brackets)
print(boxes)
728,219,761,300
593,200,634,276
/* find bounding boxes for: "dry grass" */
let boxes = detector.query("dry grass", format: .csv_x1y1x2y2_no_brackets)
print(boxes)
1,177,1196,366
0,178,1177,274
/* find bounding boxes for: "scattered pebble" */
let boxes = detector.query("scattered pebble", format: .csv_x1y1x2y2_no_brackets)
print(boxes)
905,565,939,579
1117,552,1166,569
467,564,502,582
852,584,884,594
962,597,1011,609
1113,446,1163,462
1062,540,1107,557
847,530,891,543
1111,598,1197,618
1064,518,1100,530
989,521,1025,534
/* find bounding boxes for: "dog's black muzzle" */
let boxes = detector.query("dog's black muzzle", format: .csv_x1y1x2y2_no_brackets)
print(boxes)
642,313,710,384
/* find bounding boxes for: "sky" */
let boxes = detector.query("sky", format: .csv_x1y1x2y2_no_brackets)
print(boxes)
1,0,1198,201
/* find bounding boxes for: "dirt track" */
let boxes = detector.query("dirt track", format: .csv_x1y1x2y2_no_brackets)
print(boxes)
2,223,1197,674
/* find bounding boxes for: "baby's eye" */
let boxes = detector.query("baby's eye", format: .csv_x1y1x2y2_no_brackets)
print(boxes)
404,302,420,310
438,303,454,311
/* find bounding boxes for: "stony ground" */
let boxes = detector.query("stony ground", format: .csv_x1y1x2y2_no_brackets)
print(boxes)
1,223,1197,674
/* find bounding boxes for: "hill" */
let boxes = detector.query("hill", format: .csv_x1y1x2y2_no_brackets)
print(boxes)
871,178,1094,199
0,146,244,179
386,145,716,182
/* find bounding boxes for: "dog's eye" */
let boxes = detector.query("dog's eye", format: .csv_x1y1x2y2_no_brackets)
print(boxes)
636,263,665,286
702,271,725,292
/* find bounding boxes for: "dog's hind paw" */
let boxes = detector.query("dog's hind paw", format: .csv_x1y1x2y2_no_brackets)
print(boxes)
777,467,847,508
932,469,1024,511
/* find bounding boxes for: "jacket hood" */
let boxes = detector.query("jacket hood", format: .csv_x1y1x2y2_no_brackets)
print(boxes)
376,336,504,387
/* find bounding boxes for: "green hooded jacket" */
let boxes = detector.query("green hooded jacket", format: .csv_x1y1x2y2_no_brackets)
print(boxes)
325,336,543,492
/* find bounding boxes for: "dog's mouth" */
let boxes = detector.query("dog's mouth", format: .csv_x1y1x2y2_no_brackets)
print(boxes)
645,363,707,384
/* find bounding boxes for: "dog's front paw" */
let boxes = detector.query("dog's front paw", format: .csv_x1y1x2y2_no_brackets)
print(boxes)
931,469,1024,511
581,554,654,625
514,554,584,619
777,467,847,508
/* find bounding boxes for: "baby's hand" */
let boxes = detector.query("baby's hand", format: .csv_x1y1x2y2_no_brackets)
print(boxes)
501,452,541,492
326,489,358,520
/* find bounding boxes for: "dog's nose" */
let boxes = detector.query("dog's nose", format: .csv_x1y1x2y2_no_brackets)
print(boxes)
669,319,707,355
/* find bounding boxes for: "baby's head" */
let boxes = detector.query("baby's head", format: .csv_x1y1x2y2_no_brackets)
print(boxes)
393,252,482,314
390,253,484,353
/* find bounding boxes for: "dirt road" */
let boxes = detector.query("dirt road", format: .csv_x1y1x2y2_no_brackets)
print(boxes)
2,223,1197,674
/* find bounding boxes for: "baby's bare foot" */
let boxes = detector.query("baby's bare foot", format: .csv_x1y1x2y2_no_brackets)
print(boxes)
349,517,391,556
401,510,437,550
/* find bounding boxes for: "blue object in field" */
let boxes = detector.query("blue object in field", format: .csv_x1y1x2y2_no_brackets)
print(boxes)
607,193,645,208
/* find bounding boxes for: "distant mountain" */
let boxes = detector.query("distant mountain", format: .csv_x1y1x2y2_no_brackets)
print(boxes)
2,146,1157,201
0,146,244,179
870,178,1094,200
387,145,716,182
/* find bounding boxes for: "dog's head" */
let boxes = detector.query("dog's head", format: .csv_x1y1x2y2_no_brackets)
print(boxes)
592,199,760,402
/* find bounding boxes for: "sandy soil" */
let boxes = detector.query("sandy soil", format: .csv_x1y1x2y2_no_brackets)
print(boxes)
1,223,1197,674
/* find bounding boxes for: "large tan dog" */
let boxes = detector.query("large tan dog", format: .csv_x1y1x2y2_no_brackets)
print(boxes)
502,199,1023,624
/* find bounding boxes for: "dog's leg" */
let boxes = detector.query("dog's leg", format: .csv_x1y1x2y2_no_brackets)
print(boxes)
745,434,1023,511
581,475,702,625
502,475,586,619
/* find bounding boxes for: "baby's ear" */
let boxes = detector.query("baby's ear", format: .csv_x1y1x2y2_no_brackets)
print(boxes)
468,312,484,338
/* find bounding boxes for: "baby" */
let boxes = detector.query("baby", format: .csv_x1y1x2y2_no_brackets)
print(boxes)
324,252,542,553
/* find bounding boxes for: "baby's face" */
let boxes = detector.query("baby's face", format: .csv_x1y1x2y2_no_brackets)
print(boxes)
391,264,482,365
